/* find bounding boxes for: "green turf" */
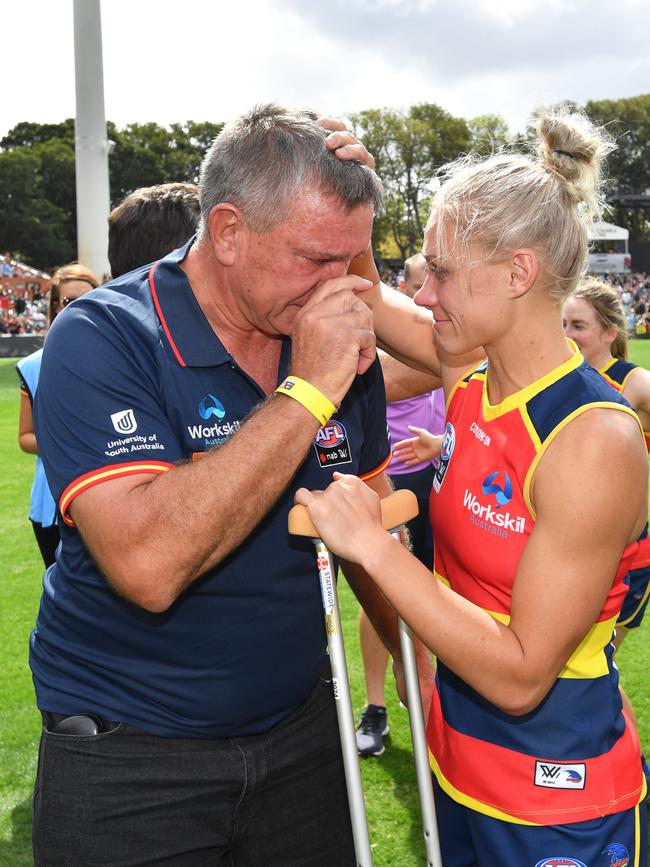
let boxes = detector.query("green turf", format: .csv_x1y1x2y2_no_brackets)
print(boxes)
1,345,649,866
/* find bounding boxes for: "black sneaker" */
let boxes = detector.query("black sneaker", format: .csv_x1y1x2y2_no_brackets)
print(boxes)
356,704,389,757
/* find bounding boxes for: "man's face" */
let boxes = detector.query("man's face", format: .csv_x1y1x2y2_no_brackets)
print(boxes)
229,186,374,336
400,257,427,298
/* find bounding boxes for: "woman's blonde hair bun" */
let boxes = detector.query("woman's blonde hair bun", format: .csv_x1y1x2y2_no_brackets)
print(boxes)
536,108,614,217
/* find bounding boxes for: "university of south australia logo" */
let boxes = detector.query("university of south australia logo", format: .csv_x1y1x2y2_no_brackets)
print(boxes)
110,408,137,435
198,394,226,420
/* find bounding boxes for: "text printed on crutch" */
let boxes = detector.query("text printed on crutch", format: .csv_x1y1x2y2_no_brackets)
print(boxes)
316,548,338,636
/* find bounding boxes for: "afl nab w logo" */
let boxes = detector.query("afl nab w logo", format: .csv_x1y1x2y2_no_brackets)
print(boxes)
433,422,455,493
481,470,512,508
110,409,138,435
316,422,346,448
198,394,226,420
314,421,352,468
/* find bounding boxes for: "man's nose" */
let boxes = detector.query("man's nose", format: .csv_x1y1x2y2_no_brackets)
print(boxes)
320,261,349,281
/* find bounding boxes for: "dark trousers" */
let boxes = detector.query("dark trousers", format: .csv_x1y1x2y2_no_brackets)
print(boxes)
33,677,355,866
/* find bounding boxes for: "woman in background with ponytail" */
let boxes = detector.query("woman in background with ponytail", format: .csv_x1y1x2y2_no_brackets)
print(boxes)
299,110,648,864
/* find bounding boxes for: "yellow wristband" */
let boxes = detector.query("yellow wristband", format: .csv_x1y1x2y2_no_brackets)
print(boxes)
275,376,336,426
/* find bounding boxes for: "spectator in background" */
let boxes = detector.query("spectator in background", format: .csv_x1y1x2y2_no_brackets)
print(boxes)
16,182,201,569
108,182,200,278
2,252,14,277
14,292,26,316
356,252,446,757
16,264,99,567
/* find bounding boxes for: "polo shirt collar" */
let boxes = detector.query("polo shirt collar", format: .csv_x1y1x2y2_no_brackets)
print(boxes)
149,237,231,368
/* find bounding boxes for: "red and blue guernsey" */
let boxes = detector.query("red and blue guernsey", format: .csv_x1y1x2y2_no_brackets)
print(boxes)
427,345,647,826
599,358,650,452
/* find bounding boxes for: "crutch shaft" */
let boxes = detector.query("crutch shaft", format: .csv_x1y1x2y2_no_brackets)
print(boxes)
288,491,421,867
395,604,443,866
313,541,373,867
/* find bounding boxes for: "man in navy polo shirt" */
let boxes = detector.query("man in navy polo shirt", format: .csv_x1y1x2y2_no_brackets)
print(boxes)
31,105,398,866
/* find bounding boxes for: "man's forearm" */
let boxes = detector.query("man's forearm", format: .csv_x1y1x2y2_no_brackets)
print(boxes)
73,393,322,611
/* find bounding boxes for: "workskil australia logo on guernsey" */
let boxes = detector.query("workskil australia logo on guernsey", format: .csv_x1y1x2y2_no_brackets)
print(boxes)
463,469,526,538
188,395,240,447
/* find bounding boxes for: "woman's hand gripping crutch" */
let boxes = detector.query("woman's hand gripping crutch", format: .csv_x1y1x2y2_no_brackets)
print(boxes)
288,489,441,867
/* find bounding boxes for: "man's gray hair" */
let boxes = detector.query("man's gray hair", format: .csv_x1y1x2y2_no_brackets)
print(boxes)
198,103,383,236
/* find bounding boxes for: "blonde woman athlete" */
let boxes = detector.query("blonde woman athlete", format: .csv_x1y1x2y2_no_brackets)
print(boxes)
297,112,648,865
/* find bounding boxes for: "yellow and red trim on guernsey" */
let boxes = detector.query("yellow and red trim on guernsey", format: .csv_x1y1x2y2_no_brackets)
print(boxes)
59,461,174,526
598,359,650,452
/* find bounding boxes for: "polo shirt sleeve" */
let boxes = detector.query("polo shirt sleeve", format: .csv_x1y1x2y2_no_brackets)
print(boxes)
356,357,392,481
34,297,184,526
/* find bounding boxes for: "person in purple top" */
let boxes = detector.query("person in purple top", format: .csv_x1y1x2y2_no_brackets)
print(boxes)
356,253,446,757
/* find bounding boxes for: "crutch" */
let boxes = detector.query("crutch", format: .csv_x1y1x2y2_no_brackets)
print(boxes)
288,489,442,867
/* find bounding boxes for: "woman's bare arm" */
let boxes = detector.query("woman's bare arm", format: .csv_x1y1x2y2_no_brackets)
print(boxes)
296,407,647,714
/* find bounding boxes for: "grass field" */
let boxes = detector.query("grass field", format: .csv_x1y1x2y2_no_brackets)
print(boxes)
1,345,649,866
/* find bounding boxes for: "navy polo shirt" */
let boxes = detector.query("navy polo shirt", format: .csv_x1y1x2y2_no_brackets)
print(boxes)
32,240,390,738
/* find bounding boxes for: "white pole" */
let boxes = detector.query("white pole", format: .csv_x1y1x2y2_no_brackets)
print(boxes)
73,0,110,279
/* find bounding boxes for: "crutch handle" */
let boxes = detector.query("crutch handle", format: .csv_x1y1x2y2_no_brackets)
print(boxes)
288,488,418,538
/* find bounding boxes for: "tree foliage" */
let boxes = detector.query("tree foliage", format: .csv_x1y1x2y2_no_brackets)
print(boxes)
0,119,223,271
584,94,650,240
468,114,511,156
1,95,649,270
350,104,470,259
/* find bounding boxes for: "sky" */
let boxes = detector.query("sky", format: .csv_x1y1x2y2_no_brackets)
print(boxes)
2,0,649,141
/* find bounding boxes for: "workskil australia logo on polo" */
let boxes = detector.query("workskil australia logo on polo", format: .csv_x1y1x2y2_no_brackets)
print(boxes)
188,395,240,446
313,420,352,468
463,469,526,538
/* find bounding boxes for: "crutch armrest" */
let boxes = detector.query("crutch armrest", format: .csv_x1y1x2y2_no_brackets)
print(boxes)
288,488,418,538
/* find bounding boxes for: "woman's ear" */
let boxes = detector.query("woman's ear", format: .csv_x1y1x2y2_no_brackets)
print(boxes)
602,323,618,348
508,249,538,300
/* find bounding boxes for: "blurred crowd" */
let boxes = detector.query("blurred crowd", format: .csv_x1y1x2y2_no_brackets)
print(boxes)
598,271,650,337
0,253,50,336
